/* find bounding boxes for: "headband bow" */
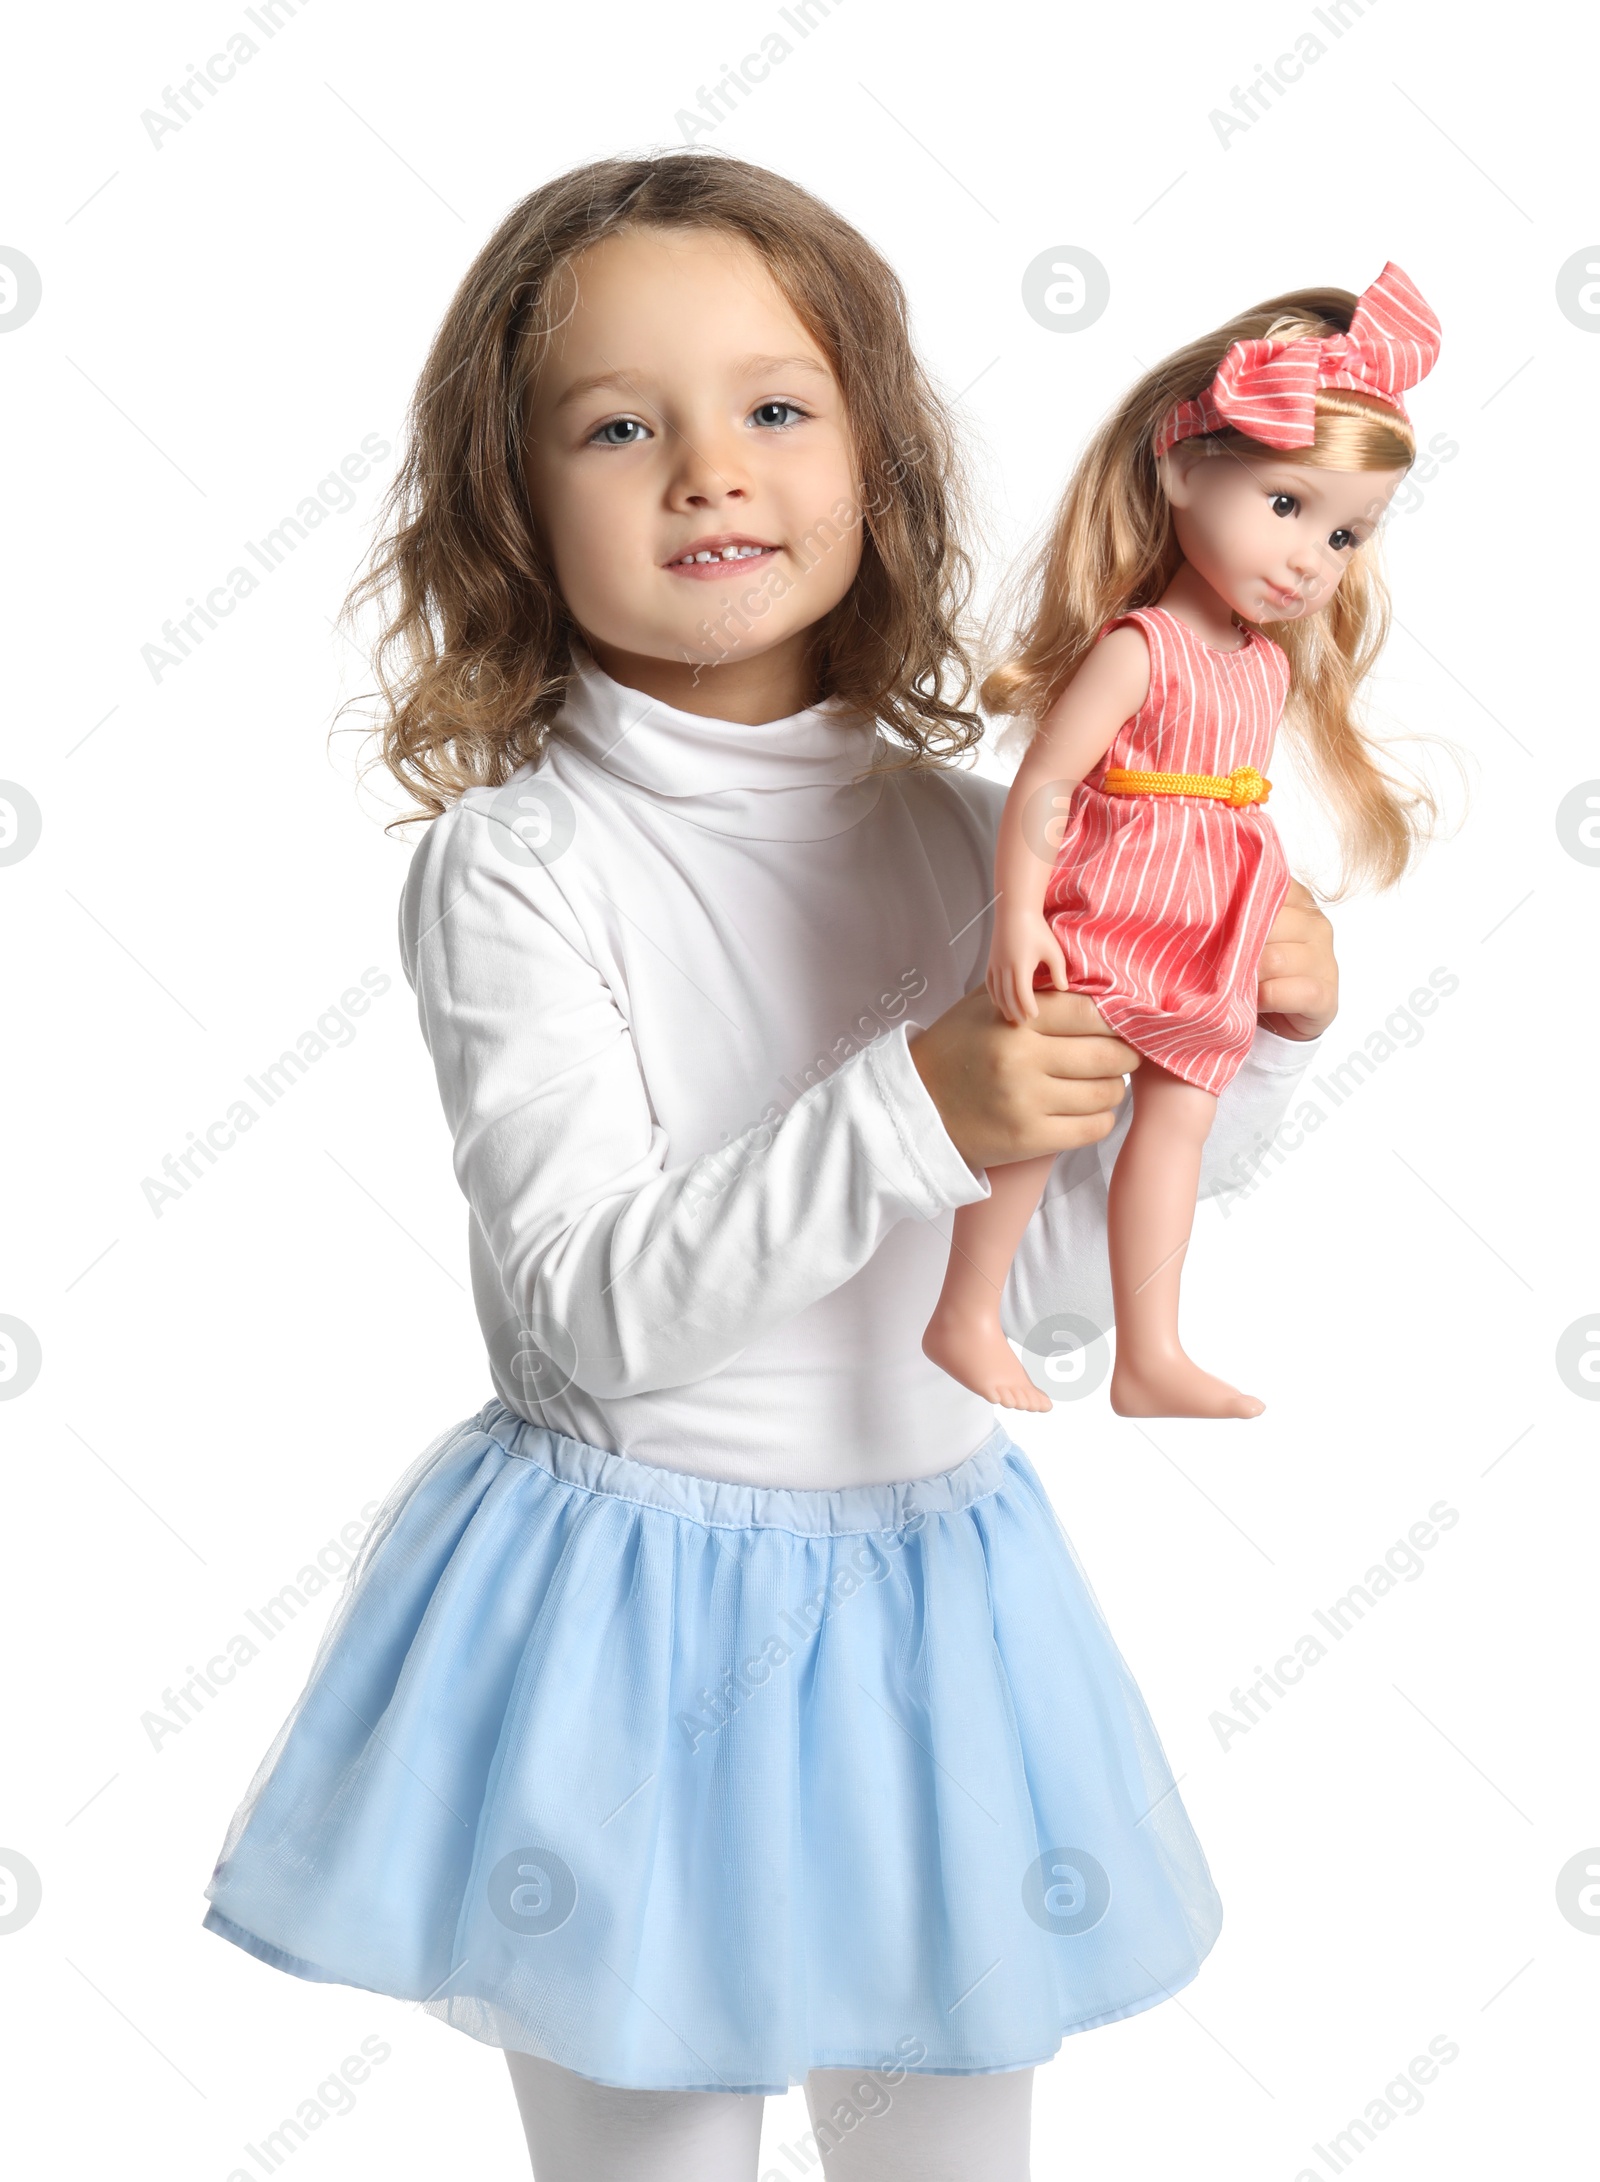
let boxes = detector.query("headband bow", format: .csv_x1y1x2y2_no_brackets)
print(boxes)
1153,262,1441,457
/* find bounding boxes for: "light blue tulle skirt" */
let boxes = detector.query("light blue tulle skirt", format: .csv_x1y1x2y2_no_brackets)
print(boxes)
201,1401,1222,2093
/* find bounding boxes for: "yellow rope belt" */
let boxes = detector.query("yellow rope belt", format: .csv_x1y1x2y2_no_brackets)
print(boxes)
1101,763,1270,807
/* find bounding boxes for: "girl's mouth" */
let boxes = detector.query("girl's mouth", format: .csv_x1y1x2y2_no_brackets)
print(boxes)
665,536,781,581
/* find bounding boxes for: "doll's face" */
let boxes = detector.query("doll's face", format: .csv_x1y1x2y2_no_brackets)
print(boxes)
522,226,863,699
1158,440,1406,623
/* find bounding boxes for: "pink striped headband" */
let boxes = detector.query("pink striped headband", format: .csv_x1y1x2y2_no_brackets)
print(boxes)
1152,262,1442,458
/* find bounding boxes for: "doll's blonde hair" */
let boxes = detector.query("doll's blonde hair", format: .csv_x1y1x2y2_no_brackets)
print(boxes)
982,287,1439,893
342,150,984,823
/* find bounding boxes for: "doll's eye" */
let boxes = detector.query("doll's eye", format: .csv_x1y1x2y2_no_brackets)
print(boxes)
589,417,651,447
1327,527,1356,551
1269,492,1298,517
750,400,808,430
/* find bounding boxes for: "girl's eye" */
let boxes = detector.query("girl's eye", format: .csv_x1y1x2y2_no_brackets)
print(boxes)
1269,492,1298,517
1327,527,1356,551
590,418,651,447
750,400,807,430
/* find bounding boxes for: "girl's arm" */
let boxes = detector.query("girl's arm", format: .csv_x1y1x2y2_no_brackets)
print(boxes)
988,626,1150,1025
400,797,995,1401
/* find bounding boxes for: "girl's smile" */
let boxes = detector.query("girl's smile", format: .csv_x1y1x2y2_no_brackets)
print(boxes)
663,532,782,578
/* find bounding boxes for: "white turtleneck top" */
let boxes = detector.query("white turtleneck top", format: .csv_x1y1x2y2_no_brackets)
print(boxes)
398,660,1320,1489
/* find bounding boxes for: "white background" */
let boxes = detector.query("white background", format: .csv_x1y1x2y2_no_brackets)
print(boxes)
1,1,1594,2176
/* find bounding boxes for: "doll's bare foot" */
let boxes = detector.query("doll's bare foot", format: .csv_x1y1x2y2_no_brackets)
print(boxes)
923,1307,1053,1412
1109,1351,1265,1419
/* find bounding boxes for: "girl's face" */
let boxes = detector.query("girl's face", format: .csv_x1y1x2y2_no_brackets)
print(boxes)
523,226,863,717
1159,441,1405,624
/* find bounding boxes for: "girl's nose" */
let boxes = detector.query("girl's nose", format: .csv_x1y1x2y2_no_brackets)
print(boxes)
667,423,752,509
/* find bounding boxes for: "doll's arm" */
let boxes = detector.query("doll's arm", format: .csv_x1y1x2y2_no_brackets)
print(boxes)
988,628,1150,1024
401,796,991,1401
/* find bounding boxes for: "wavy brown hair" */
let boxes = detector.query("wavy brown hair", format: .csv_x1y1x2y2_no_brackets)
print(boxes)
982,287,1443,893
340,150,984,823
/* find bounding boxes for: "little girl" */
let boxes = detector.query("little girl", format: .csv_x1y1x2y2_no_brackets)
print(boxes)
199,152,1337,2182
925,266,1440,1421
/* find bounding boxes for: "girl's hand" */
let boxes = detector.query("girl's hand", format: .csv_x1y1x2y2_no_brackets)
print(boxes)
909,986,1137,1171
986,910,1068,1027
1257,879,1339,1040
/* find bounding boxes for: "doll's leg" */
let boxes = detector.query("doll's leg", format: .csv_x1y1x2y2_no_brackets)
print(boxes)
1106,1059,1264,1418
505,2050,764,2181
922,1152,1059,1411
801,2063,1033,2180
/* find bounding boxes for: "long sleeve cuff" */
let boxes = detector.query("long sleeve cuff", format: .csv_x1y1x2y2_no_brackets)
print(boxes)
866,1018,995,1207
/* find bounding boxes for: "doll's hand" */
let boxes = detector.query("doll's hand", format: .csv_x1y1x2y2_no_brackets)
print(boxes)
986,909,1069,1027
1257,879,1338,1040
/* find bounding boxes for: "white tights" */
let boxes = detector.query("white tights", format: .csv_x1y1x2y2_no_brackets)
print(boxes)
505,2050,1034,2181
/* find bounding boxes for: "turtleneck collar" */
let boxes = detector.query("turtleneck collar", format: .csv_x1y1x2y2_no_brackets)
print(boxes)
549,658,887,841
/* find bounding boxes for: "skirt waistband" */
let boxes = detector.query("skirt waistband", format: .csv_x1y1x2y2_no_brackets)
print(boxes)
475,1400,1017,1536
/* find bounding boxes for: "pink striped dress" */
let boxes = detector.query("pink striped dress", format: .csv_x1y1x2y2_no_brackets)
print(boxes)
1035,603,1292,1095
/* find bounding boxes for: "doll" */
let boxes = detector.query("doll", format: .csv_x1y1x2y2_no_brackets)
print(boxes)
923,264,1441,1419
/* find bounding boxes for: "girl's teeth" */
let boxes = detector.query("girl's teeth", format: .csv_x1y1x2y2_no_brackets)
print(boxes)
679,545,766,565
